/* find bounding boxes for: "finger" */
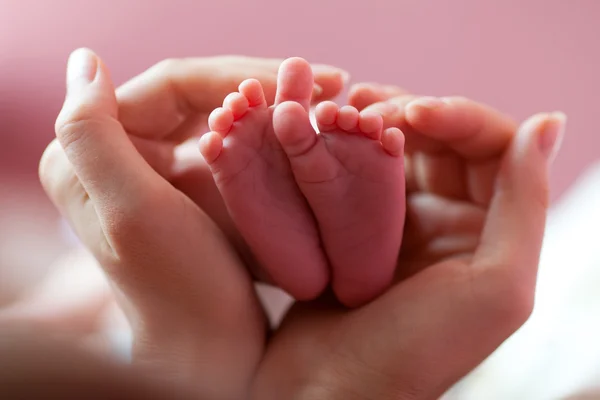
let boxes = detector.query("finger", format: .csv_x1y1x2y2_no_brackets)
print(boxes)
348,83,409,111
55,48,157,209
311,64,348,103
360,94,418,130
361,94,437,155
399,193,485,255
475,112,566,298
401,96,518,203
39,139,107,256
405,96,518,159
38,138,171,259
116,56,347,142
409,150,467,199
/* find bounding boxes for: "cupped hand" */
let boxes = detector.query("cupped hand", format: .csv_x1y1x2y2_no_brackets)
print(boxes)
249,86,565,399
37,49,346,399
351,87,525,276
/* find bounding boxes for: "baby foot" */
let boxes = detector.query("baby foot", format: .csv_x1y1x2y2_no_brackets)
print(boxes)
199,58,329,300
273,101,406,307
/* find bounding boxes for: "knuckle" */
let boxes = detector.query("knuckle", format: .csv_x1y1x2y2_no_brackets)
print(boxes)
102,188,165,252
55,119,91,155
476,267,536,329
102,208,143,256
85,192,158,267
38,141,83,206
55,104,109,154
533,183,551,210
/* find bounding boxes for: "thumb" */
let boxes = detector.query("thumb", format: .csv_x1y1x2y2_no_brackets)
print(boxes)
475,112,566,299
274,57,314,111
55,48,156,207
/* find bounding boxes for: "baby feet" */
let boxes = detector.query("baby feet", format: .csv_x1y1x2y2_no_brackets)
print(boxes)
201,57,406,306
199,61,329,300
274,100,406,306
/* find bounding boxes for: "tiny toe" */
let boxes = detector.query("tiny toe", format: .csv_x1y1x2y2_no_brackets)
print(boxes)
275,57,314,111
223,92,250,120
273,101,317,158
358,111,383,140
239,79,267,107
381,127,405,157
199,131,224,164
315,101,339,132
208,107,234,135
337,105,360,132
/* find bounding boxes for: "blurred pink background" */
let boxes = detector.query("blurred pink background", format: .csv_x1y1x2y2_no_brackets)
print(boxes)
1,0,597,195
0,1,597,298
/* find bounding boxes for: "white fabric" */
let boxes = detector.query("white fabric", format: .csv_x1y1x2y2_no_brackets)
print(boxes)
446,162,600,399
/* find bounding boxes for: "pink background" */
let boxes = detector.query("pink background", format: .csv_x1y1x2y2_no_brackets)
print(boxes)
1,0,598,199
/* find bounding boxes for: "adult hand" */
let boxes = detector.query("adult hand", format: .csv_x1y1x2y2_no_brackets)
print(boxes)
39,50,563,400
249,86,565,399
20,53,347,342
38,49,345,399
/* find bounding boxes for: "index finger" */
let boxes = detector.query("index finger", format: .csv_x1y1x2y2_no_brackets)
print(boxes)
348,82,410,111
405,96,518,159
116,56,348,142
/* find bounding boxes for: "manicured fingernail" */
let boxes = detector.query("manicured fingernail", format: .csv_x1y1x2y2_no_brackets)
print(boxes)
312,83,324,98
538,112,566,163
409,96,444,110
67,48,97,90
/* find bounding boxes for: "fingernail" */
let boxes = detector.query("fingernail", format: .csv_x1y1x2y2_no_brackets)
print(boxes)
67,48,98,90
312,83,324,98
538,112,566,163
409,96,444,110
